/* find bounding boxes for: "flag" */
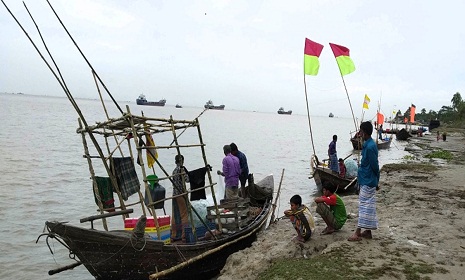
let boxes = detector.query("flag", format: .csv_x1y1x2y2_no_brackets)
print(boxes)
392,110,397,115
304,38,324,75
146,131,157,168
329,43,355,76
362,94,370,109
410,104,416,123
377,112,384,126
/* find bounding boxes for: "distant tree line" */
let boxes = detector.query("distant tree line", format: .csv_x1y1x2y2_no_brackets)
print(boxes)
392,92,465,125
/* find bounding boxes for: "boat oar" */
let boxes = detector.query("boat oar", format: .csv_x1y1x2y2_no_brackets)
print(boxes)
343,153,353,161
342,177,358,191
269,169,285,226
48,261,82,275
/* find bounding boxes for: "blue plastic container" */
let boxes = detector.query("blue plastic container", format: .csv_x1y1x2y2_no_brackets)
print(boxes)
184,222,216,243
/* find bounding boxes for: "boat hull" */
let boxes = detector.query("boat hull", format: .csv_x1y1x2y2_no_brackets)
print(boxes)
136,99,166,106
310,155,357,194
396,128,412,140
312,166,357,194
277,111,292,115
45,200,272,280
204,105,225,110
350,136,392,150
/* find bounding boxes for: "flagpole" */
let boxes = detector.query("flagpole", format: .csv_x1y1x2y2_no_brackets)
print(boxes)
303,74,316,156
339,75,358,132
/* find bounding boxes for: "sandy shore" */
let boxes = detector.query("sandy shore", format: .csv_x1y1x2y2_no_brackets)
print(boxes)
218,131,465,280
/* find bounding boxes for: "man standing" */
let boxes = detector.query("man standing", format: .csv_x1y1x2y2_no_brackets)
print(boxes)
348,121,380,241
230,142,249,198
328,135,339,173
217,145,241,199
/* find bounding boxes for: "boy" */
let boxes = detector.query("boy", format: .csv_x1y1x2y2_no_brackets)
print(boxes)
314,182,347,235
284,195,315,242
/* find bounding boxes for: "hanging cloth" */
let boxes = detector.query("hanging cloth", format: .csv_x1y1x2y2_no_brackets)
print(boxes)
188,167,209,201
111,157,140,201
93,176,115,211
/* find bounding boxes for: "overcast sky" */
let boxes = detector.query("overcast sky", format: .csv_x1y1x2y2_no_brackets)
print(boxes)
1,0,464,117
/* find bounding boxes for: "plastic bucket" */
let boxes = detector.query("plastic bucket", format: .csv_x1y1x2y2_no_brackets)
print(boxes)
147,174,159,187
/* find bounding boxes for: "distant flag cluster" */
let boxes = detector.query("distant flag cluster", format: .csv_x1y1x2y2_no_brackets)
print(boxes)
363,94,370,109
304,38,356,76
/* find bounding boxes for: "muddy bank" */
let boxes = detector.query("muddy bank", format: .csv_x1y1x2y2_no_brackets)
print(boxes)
218,132,465,280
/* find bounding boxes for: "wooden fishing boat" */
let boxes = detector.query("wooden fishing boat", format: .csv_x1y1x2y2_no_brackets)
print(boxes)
350,135,393,150
309,155,358,194
396,128,412,140
40,108,274,280
45,178,273,280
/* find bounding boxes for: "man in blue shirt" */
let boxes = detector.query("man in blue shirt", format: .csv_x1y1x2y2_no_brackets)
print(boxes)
348,121,380,241
230,143,249,198
328,135,339,173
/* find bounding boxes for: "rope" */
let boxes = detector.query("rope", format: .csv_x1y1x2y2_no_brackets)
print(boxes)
173,244,187,262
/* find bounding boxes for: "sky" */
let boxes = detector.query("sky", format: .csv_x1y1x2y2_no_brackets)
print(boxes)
1,0,465,118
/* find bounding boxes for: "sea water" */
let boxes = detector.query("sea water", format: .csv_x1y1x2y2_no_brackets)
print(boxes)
0,93,411,279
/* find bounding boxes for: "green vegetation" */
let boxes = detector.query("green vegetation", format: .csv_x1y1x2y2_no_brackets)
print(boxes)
257,244,448,280
425,149,453,160
403,154,417,161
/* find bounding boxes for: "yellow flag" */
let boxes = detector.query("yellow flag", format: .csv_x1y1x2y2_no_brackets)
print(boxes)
146,131,157,168
362,94,370,109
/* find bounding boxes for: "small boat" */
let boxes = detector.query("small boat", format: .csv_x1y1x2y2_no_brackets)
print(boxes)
428,120,440,131
136,94,166,106
277,107,292,115
329,112,334,117
350,135,393,150
396,128,413,140
310,155,358,194
175,104,182,108
204,100,225,110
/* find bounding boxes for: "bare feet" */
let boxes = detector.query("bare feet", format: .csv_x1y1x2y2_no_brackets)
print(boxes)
347,233,362,241
360,230,373,239
321,227,335,235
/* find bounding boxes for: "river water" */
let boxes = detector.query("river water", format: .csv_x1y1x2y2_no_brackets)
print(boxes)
0,92,411,279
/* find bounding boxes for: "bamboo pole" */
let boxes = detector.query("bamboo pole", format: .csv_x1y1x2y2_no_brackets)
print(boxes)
169,115,196,239
270,169,285,224
126,106,150,219
79,119,108,231
195,118,222,232
303,73,317,157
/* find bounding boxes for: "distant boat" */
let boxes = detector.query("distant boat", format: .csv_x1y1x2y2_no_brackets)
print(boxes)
175,104,182,108
277,107,292,115
396,128,413,141
136,94,166,106
204,100,225,110
329,113,334,118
